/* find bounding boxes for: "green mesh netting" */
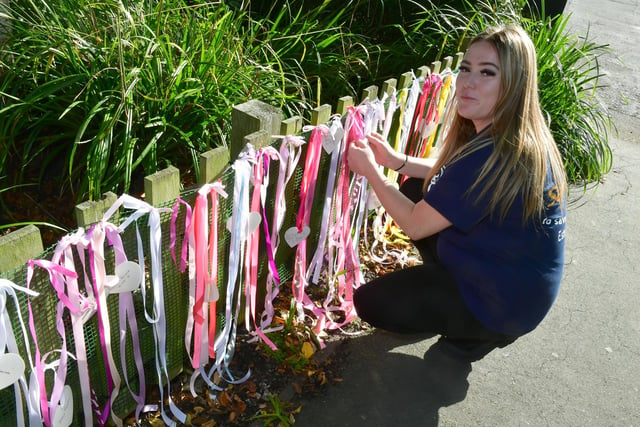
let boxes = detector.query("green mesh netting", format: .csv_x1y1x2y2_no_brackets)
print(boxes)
0,131,334,424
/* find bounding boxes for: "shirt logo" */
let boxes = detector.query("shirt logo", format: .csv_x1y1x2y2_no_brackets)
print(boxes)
545,184,561,208
427,165,446,192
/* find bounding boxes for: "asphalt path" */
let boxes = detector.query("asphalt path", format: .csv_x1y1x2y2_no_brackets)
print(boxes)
294,0,640,425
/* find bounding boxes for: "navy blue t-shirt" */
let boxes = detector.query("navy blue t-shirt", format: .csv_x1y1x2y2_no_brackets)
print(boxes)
424,140,566,335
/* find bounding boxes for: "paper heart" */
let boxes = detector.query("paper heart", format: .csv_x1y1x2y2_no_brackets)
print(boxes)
0,353,25,390
52,385,73,427
284,226,311,247
366,189,382,210
247,211,262,235
80,296,97,324
322,122,344,154
420,117,438,138
205,278,220,302
322,133,338,154
105,261,141,294
226,211,262,241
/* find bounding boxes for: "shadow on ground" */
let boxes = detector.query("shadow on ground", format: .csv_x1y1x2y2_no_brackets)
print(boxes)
295,331,474,426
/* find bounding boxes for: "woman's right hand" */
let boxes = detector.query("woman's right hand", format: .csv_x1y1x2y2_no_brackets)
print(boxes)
366,132,402,170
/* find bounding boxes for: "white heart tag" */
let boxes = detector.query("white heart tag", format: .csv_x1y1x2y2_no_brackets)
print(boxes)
105,261,141,294
205,277,220,302
420,117,438,138
226,212,262,241
322,122,344,154
52,385,74,427
322,132,338,154
367,189,382,210
247,211,262,235
284,226,311,247
0,353,25,390
80,296,97,324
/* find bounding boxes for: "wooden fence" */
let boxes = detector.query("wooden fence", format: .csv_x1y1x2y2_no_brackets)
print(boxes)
0,54,461,426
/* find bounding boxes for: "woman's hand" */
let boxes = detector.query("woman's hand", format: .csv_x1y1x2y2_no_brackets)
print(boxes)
347,138,378,179
365,131,398,168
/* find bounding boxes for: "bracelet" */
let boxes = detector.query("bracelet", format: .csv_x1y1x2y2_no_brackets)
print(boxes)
394,153,408,172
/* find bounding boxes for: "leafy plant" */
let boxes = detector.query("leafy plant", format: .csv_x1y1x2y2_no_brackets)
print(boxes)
0,0,613,234
0,181,67,233
249,394,300,427
262,299,319,373
526,15,613,185
0,0,314,202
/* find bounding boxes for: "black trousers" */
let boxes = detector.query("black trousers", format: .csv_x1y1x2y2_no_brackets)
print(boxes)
354,178,516,341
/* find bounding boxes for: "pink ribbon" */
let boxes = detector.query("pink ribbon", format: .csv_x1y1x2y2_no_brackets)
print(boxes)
191,182,227,372
26,259,79,427
104,224,150,423
0,278,41,426
407,73,443,158
50,230,98,426
170,197,193,274
258,135,305,335
86,224,123,426
290,127,324,323
245,147,279,350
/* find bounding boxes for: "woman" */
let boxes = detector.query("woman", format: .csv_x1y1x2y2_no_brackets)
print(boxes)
347,24,567,361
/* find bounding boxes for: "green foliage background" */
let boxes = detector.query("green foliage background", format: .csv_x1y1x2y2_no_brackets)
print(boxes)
0,0,612,231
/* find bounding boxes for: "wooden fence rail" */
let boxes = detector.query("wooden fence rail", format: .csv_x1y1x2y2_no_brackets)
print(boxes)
0,54,461,425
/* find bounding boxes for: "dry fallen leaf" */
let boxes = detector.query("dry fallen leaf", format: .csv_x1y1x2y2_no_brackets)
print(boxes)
217,390,232,407
317,371,327,385
291,382,302,394
301,341,315,359
149,418,165,427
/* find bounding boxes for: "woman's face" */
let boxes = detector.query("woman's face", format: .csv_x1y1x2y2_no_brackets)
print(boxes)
455,40,502,132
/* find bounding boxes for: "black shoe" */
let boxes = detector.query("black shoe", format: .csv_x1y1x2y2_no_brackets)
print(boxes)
435,336,516,362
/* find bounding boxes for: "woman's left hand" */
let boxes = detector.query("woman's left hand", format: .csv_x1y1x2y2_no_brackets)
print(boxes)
347,138,378,179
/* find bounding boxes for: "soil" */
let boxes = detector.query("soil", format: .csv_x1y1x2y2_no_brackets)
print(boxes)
0,178,78,248
126,303,374,426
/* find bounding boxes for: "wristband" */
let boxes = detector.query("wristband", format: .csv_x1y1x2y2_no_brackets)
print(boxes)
394,153,408,172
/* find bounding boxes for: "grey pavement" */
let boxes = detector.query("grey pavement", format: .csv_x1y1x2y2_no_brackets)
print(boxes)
294,0,640,425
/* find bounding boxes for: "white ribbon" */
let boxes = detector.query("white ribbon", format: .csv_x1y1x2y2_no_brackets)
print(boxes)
0,278,41,426
102,194,186,426
210,152,253,388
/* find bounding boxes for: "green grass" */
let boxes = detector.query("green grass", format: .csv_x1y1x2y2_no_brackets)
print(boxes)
0,0,613,231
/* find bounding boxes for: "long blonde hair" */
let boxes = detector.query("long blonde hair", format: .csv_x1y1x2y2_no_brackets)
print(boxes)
425,24,567,224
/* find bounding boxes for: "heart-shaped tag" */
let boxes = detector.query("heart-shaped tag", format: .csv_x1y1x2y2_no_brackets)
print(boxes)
52,385,73,427
322,122,344,154
105,261,142,294
247,211,262,235
205,277,220,302
367,189,382,210
80,296,97,324
0,353,25,390
226,211,262,241
322,133,338,154
284,226,311,247
420,117,438,138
